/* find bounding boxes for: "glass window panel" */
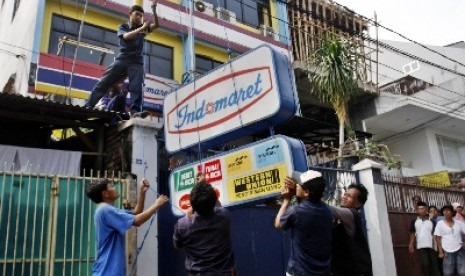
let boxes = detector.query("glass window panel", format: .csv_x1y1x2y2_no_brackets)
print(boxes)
442,138,461,169
52,15,79,34
49,15,120,66
82,24,104,42
150,43,172,57
437,137,446,165
144,42,173,79
226,0,242,20
242,0,258,27
458,143,465,169
149,57,172,79
195,55,222,75
258,2,271,26
203,0,224,9
104,30,118,45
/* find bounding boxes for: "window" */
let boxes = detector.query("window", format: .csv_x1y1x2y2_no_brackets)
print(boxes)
203,0,271,28
143,42,174,79
437,135,465,169
195,55,222,75
49,15,118,67
48,15,175,79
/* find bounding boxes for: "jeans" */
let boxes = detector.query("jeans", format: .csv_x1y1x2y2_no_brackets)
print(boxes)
443,248,465,276
86,56,144,114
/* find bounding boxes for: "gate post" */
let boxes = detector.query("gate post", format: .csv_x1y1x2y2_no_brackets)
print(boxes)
353,159,397,276
120,119,163,276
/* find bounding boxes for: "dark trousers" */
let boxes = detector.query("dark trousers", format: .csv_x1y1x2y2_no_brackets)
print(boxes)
418,248,441,276
106,93,130,121
188,269,236,276
86,57,144,113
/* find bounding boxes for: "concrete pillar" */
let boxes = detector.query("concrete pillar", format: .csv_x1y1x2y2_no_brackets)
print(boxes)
120,118,163,276
353,159,397,276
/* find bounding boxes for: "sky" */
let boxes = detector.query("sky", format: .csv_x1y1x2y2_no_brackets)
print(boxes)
333,0,465,46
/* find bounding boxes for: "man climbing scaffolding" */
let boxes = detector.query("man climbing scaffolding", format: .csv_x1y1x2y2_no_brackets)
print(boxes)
85,1,159,118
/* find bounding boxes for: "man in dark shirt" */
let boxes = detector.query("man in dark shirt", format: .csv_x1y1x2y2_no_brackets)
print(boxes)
173,180,235,276
275,170,332,276
331,184,372,276
85,2,159,116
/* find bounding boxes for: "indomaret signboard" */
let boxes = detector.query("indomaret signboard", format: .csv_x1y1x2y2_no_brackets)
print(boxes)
163,45,297,153
169,135,308,216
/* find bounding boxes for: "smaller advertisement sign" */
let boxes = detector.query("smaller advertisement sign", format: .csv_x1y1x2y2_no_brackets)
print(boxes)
168,135,308,216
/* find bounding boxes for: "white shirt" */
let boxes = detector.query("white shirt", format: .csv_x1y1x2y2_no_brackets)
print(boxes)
412,217,435,249
434,220,465,253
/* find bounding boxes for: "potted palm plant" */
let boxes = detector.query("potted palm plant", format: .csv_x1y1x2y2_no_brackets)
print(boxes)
310,35,363,168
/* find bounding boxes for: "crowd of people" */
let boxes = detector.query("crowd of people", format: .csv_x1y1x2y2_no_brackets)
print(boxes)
85,169,373,276
409,196,465,276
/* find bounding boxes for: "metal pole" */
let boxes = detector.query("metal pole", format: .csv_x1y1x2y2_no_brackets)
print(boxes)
375,12,379,95
188,0,195,77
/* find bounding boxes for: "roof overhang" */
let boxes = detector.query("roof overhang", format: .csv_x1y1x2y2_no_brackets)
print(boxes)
364,102,465,141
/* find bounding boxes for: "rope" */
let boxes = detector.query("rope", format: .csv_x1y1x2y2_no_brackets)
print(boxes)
66,0,89,102
214,0,245,137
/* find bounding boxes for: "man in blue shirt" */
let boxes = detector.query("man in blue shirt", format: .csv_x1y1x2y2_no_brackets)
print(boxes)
86,178,169,276
85,2,159,117
275,170,333,276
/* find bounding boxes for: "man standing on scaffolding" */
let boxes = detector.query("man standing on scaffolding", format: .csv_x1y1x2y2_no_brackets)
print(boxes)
85,1,159,118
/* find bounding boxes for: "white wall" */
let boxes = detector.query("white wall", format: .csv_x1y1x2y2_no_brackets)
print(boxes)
0,0,39,95
375,40,465,87
387,129,434,176
387,126,465,176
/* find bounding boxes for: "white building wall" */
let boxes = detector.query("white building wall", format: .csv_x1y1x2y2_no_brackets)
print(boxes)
388,126,465,176
387,129,434,176
376,40,465,87
0,0,39,95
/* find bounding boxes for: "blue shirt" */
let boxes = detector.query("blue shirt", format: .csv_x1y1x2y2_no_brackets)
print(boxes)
280,200,332,276
92,203,135,276
117,22,146,63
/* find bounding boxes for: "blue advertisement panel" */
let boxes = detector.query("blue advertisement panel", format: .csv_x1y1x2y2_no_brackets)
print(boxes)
168,135,308,216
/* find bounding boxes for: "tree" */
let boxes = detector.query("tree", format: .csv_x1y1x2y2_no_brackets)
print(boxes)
311,35,363,168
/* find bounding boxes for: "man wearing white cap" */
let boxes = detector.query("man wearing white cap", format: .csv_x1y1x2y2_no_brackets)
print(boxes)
274,170,332,276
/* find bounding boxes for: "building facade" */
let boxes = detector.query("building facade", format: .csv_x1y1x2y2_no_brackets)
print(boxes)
0,0,290,111
364,40,465,176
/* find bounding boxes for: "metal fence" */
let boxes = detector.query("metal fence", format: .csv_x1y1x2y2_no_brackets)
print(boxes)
311,166,359,204
0,170,127,276
383,175,465,213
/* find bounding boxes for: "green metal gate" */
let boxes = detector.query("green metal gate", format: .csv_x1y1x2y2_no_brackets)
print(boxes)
0,171,127,276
